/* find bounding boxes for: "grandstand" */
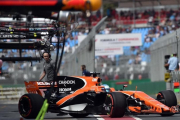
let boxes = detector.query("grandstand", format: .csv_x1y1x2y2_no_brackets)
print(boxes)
2,2,180,120
1,0,180,82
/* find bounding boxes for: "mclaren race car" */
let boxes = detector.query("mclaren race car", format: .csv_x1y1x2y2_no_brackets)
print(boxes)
18,74,180,119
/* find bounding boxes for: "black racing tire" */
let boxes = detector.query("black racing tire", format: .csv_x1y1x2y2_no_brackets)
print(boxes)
157,90,177,116
105,92,127,118
69,113,89,118
18,94,44,119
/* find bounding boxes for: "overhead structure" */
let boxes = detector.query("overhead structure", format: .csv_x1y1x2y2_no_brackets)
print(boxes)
0,0,102,12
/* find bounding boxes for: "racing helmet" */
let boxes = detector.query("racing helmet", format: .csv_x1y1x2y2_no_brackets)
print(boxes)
102,84,110,92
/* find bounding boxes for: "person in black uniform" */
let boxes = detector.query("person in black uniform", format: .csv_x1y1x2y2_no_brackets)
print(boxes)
81,65,91,76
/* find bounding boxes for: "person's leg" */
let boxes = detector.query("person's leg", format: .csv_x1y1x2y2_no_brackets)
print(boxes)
44,88,50,98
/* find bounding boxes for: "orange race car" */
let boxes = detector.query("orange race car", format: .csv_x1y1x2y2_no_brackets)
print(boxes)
18,73,180,119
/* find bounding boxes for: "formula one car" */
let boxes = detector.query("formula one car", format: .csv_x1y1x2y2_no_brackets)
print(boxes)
18,74,180,119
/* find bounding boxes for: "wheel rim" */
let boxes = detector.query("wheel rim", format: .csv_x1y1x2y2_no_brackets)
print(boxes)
104,94,113,115
157,93,165,104
19,96,32,117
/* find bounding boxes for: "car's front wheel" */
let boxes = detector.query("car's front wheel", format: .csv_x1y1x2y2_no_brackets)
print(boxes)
157,90,177,116
104,92,127,118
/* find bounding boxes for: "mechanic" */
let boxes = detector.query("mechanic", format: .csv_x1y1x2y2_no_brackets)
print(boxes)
81,65,91,76
165,53,179,73
39,52,60,81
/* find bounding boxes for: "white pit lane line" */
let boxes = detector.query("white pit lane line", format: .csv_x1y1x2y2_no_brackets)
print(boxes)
129,115,142,120
93,115,105,120
93,115,142,120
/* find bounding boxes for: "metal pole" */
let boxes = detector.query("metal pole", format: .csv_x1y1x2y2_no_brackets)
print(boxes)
101,2,103,18
170,72,173,90
93,36,96,72
176,30,178,57
118,1,121,26
92,16,107,72
158,0,160,25
176,31,179,93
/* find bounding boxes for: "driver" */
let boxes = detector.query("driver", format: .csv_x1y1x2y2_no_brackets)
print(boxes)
102,84,110,92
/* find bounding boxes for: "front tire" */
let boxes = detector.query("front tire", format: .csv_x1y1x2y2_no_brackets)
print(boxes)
105,92,127,118
157,90,177,116
18,94,44,119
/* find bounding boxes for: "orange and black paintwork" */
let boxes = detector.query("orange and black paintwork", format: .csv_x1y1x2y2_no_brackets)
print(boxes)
109,88,179,115
25,76,105,107
0,0,102,12
24,75,179,116
108,86,179,115
120,91,174,114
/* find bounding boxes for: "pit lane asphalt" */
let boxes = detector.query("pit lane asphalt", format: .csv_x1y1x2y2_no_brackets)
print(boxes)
1,103,180,120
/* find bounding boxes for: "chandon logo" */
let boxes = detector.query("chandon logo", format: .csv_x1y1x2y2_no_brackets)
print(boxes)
58,77,75,87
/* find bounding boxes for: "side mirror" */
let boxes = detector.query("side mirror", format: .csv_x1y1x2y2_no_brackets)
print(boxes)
123,85,128,90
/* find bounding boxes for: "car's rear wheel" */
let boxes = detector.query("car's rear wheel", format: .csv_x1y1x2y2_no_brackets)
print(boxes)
105,92,127,118
18,94,44,119
157,90,177,116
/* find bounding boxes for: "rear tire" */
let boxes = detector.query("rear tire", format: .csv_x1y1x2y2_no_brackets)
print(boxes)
69,113,89,118
105,92,127,118
18,94,44,119
157,90,177,116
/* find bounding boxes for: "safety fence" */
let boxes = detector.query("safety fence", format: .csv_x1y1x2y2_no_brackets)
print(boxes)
61,16,107,76
166,71,180,92
96,64,150,80
150,28,180,82
163,71,180,103
0,62,46,85
0,87,26,100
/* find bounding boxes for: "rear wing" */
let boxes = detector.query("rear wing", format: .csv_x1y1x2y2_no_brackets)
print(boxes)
24,81,58,96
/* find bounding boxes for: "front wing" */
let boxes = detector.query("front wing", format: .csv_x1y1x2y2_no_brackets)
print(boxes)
119,91,180,114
